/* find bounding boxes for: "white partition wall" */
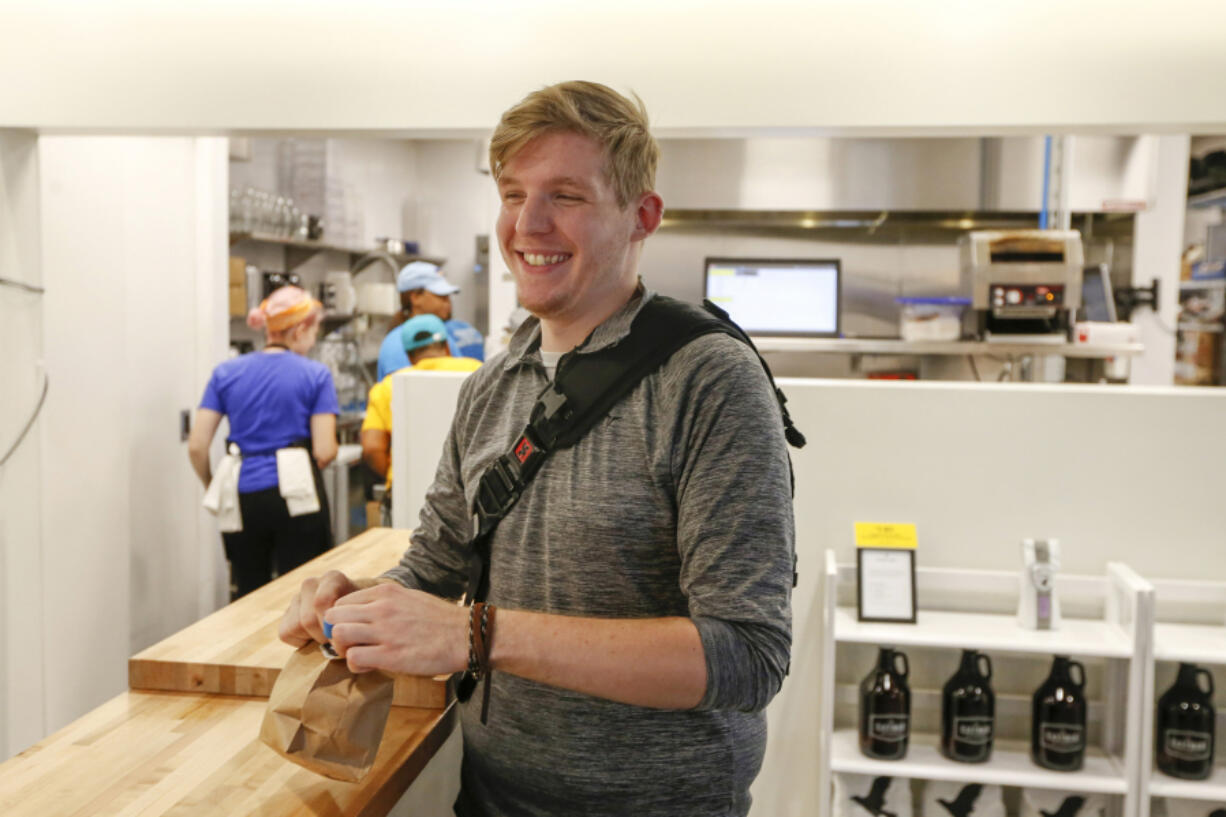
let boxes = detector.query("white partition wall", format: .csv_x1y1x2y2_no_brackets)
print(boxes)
0,130,46,761
33,136,229,742
390,370,471,532
390,377,1226,816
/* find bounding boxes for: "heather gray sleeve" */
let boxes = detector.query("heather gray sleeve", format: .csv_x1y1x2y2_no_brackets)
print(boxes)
380,374,479,599
693,616,792,712
663,335,795,713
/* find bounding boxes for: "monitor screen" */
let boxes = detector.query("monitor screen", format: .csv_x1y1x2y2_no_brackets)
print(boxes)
1081,264,1116,322
703,257,841,336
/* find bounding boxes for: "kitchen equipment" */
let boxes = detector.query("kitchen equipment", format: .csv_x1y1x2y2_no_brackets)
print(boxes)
1018,538,1061,631
897,297,969,342
1031,655,1087,771
1156,662,1216,780
356,281,398,316
323,271,357,316
941,649,995,763
262,270,301,299
859,646,911,760
960,230,1084,338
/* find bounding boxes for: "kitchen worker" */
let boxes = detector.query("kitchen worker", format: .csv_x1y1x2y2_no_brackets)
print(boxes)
375,261,485,380
280,81,793,816
189,285,339,600
361,313,481,523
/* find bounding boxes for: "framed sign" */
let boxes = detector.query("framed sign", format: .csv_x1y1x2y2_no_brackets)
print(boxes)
855,522,918,624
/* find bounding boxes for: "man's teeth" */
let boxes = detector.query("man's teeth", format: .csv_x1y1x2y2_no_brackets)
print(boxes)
523,253,568,266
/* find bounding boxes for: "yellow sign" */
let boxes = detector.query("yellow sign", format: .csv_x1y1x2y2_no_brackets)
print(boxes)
855,522,918,550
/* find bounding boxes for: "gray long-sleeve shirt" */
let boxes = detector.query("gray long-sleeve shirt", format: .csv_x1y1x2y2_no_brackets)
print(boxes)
384,289,795,817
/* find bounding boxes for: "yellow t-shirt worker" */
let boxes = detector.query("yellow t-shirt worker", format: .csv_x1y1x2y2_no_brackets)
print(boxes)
360,313,481,487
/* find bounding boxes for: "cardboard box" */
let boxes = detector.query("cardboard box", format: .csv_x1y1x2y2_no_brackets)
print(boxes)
229,256,246,286
229,284,246,318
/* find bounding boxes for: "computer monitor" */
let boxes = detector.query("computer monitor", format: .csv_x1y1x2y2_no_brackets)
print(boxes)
703,257,841,337
1081,264,1117,323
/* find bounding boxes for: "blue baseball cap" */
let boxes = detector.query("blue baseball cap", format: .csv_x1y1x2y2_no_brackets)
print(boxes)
401,314,449,353
396,261,460,295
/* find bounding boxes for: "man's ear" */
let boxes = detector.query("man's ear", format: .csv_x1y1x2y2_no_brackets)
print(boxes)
631,191,664,242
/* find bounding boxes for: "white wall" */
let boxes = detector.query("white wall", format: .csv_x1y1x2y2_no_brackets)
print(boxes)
2,2,1226,134
0,130,47,761
33,136,228,742
411,140,500,332
391,375,1226,816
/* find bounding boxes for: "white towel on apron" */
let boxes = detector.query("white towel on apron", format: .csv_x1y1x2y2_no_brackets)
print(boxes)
202,443,243,533
276,447,320,516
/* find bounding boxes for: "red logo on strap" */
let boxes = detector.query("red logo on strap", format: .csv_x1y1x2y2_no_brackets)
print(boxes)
514,437,534,463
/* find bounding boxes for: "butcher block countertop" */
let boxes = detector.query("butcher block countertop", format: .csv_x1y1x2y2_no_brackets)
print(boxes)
130,528,450,709
0,528,458,817
0,689,454,817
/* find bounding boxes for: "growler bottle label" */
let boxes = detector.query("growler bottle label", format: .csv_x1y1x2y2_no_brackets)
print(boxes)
953,716,993,746
1039,723,1084,753
869,714,909,742
1164,729,1212,761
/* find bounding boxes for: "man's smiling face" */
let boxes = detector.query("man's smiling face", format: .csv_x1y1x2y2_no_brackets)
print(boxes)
495,130,646,339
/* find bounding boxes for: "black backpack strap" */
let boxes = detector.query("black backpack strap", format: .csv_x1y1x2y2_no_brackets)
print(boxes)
454,295,804,700
464,294,803,603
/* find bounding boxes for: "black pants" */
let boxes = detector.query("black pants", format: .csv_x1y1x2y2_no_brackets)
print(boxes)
222,480,332,601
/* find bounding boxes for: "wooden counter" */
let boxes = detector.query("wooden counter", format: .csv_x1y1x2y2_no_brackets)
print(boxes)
0,690,453,817
0,528,458,817
129,528,449,708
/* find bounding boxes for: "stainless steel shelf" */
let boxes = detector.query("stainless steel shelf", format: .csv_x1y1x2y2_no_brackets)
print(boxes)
1180,278,1226,290
750,336,1144,359
229,232,443,266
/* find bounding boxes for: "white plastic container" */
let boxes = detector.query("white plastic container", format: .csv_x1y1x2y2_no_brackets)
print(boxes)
896,297,969,342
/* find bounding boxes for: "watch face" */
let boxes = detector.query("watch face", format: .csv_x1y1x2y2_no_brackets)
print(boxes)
1031,564,1054,591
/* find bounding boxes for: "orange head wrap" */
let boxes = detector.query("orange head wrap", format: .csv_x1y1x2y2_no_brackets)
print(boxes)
246,286,321,333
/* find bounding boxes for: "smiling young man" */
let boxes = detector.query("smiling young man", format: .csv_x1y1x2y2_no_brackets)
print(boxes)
279,81,795,817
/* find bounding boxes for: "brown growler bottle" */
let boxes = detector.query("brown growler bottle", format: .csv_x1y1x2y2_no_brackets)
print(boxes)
1031,655,1087,771
1156,662,1216,780
941,649,995,763
860,647,911,760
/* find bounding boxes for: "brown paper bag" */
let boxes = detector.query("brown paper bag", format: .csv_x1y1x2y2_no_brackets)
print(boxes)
259,644,394,782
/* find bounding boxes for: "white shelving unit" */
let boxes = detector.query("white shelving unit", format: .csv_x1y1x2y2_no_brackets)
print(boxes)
819,552,1153,817
1139,579,1226,816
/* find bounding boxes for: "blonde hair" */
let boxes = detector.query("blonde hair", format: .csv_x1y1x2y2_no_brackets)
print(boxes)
488,81,659,208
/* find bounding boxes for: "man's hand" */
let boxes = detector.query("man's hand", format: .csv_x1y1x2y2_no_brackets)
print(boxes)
324,583,469,676
278,570,361,647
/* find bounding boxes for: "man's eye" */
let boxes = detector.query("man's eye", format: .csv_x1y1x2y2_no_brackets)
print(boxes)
502,191,524,202
557,194,582,202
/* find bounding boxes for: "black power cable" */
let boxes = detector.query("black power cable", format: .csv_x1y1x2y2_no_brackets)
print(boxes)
0,372,48,468
0,276,45,294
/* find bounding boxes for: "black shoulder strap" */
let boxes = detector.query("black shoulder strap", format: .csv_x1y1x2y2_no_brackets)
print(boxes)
455,295,805,703
463,294,803,606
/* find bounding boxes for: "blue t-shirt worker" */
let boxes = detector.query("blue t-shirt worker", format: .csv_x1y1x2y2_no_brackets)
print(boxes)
188,285,340,600
376,261,484,380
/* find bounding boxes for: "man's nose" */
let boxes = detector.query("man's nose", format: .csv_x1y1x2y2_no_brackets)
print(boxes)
516,195,552,234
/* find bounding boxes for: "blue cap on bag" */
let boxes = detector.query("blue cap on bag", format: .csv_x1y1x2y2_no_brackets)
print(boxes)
323,620,333,640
